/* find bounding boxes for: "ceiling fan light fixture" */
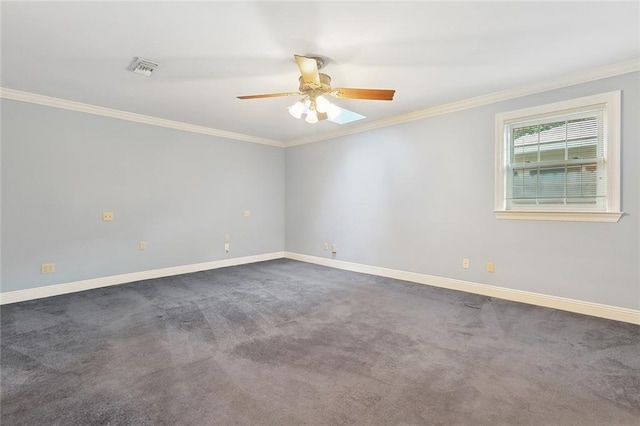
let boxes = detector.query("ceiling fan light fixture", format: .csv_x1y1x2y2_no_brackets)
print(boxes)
305,109,318,124
288,101,305,119
315,95,331,113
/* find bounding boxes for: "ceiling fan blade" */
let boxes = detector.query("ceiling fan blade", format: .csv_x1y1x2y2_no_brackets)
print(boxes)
330,88,395,101
326,105,366,125
294,54,320,85
237,92,301,100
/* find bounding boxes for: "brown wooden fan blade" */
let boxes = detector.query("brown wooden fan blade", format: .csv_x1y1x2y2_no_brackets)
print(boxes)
237,92,301,100
294,54,320,85
330,88,395,101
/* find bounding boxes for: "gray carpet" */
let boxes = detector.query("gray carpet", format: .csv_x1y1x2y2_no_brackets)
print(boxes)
1,259,639,425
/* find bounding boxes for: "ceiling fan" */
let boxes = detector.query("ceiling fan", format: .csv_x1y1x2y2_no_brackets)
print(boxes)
237,54,395,124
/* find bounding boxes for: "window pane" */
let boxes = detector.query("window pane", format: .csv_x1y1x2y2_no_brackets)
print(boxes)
538,167,565,199
539,141,566,162
567,138,597,160
538,121,566,143
512,169,524,187
513,125,538,143
513,125,539,163
567,117,597,140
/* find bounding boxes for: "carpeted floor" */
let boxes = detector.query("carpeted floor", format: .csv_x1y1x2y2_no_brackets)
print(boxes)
1,259,639,425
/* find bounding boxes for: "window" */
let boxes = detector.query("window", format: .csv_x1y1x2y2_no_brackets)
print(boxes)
495,91,622,222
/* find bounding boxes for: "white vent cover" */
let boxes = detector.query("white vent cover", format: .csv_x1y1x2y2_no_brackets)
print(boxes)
130,57,158,76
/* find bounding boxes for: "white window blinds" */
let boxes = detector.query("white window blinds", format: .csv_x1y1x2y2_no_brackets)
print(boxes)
505,108,606,210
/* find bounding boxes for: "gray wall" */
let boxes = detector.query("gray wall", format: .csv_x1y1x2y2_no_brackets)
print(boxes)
3,72,638,310
2,99,285,292
286,72,640,310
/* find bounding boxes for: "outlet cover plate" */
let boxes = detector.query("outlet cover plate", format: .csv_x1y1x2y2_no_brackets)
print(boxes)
41,263,55,274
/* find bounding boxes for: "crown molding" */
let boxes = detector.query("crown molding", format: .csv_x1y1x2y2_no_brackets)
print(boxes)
0,88,284,148
285,58,640,147
2,59,638,149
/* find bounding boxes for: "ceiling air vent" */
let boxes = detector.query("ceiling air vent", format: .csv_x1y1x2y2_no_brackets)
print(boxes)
130,57,158,77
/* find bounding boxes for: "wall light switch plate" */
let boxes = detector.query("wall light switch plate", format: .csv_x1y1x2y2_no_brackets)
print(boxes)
331,244,338,254
224,233,230,243
243,210,251,217
486,262,495,273
462,258,470,269
323,242,329,250
102,211,114,221
139,241,147,251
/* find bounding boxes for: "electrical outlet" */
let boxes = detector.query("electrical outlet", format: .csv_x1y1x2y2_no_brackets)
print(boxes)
331,244,338,254
225,243,230,253
486,261,495,273
224,233,230,242
41,263,55,274
462,258,470,269
102,211,114,221
243,210,251,217
139,241,147,251
323,242,329,250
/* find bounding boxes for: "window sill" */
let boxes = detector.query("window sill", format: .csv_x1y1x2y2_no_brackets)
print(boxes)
494,210,623,223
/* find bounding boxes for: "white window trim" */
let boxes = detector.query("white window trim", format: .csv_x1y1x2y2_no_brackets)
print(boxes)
494,91,622,223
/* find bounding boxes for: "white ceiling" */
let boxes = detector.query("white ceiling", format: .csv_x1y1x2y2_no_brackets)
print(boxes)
2,1,639,144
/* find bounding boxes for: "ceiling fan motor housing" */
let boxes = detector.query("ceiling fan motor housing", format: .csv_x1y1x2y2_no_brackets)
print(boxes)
299,73,332,97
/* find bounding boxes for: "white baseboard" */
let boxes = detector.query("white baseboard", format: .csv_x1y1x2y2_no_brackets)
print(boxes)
284,252,640,325
3,251,638,325
0,252,285,305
